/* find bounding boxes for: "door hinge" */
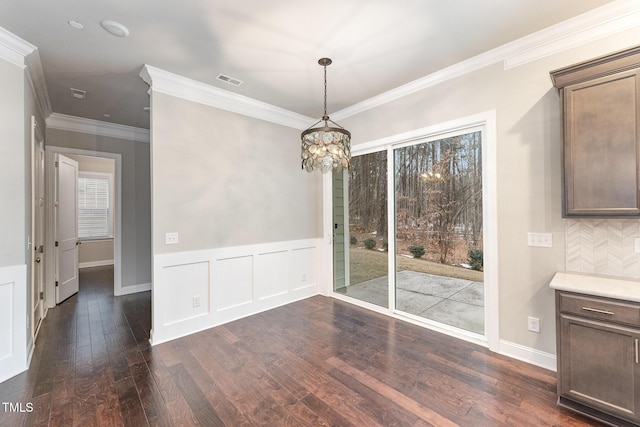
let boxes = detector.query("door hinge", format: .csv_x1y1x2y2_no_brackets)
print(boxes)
39,291,44,300
55,281,59,287
54,161,59,167
55,241,59,247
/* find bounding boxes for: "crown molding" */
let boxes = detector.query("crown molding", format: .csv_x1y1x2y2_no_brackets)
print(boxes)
503,0,640,70
0,26,34,67
0,27,53,119
25,52,52,119
332,1,640,121
140,65,315,130
331,46,508,121
46,113,150,143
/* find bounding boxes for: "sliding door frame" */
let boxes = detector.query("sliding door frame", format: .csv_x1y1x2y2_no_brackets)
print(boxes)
325,111,499,351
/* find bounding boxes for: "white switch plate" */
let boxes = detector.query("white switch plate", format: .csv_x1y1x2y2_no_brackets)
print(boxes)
527,316,540,333
165,232,179,245
527,232,552,248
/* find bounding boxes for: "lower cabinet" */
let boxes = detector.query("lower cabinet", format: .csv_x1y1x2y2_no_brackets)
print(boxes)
556,291,640,426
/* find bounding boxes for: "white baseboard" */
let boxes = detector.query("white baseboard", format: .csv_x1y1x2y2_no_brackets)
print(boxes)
79,260,114,269
116,282,151,296
498,339,557,372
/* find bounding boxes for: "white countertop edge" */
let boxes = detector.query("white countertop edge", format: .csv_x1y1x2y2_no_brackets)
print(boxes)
549,271,640,302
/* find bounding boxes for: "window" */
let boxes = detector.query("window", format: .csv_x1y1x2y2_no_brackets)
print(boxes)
77,173,112,239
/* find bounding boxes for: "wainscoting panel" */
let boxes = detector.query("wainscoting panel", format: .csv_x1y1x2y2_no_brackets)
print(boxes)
215,255,254,311
162,261,210,326
0,265,27,383
256,250,288,300
291,246,318,291
151,239,320,345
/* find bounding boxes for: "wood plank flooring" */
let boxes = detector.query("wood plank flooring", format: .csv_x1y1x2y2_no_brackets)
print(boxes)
0,265,605,426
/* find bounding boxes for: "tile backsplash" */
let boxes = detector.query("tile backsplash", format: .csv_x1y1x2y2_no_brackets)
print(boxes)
565,219,640,280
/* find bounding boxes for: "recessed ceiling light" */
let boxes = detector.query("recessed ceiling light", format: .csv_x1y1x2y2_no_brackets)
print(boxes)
143,107,150,112
103,114,111,118
68,20,84,30
100,20,130,37
70,88,87,99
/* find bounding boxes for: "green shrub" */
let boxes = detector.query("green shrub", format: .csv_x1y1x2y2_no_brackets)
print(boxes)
382,240,388,251
468,249,483,271
363,238,377,250
408,245,425,258
350,235,357,245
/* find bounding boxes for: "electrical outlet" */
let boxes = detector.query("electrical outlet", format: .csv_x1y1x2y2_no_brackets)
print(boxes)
193,295,201,308
527,232,552,248
527,316,540,333
165,232,179,245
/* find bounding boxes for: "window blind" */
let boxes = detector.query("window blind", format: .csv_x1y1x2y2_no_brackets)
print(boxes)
77,175,110,239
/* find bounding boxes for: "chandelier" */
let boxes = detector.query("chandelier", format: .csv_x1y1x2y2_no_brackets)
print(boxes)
301,58,351,173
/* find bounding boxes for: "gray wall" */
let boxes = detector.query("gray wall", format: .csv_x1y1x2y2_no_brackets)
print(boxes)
45,129,151,289
0,60,26,269
150,92,322,254
341,30,640,355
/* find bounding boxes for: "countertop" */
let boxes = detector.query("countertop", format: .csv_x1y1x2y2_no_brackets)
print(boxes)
549,271,640,302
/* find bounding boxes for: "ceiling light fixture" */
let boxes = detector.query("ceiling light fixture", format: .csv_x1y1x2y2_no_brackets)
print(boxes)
68,20,84,30
301,58,351,173
100,20,130,37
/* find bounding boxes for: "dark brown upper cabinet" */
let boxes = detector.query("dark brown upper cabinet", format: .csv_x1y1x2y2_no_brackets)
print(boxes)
551,46,640,217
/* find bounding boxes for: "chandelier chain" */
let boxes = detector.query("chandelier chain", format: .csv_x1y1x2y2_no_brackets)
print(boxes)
323,64,328,119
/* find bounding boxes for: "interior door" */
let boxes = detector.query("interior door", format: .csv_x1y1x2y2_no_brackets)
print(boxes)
31,117,45,339
55,153,79,303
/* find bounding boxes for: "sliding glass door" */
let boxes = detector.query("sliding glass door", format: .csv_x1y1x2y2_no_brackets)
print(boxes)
393,131,484,334
334,151,388,308
333,125,486,337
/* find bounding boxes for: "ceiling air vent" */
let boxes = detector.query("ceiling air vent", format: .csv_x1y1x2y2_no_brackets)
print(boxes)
70,88,87,99
216,74,243,86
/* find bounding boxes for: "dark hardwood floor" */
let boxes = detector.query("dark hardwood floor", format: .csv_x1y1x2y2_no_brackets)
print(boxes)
0,265,604,426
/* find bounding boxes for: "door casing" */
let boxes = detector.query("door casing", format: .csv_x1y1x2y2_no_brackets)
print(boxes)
44,145,123,307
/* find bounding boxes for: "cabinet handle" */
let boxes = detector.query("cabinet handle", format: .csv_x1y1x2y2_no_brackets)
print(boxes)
636,339,639,364
581,306,614,315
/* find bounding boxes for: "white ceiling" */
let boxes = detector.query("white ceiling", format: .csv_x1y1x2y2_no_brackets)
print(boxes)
0,0,620,129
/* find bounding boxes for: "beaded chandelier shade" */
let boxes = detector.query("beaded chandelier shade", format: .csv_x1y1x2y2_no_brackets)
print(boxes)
301,58,351,173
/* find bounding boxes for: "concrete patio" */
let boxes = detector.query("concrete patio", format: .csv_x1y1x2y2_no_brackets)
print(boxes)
336,270,484,334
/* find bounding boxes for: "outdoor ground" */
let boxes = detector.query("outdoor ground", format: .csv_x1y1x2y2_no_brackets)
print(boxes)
342,247,485,334
349,247,483,285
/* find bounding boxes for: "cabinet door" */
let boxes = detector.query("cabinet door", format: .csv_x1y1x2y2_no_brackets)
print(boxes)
559,314,640,423
563,70,640,216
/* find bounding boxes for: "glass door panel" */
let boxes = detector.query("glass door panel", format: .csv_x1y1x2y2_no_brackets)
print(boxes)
334,151,388,308
394,131,484,334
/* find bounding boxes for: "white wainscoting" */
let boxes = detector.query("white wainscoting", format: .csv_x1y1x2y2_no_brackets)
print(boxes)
151,239,320,345
0,264,28,383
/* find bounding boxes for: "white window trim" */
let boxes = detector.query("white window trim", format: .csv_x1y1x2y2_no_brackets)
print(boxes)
323,110,499,352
